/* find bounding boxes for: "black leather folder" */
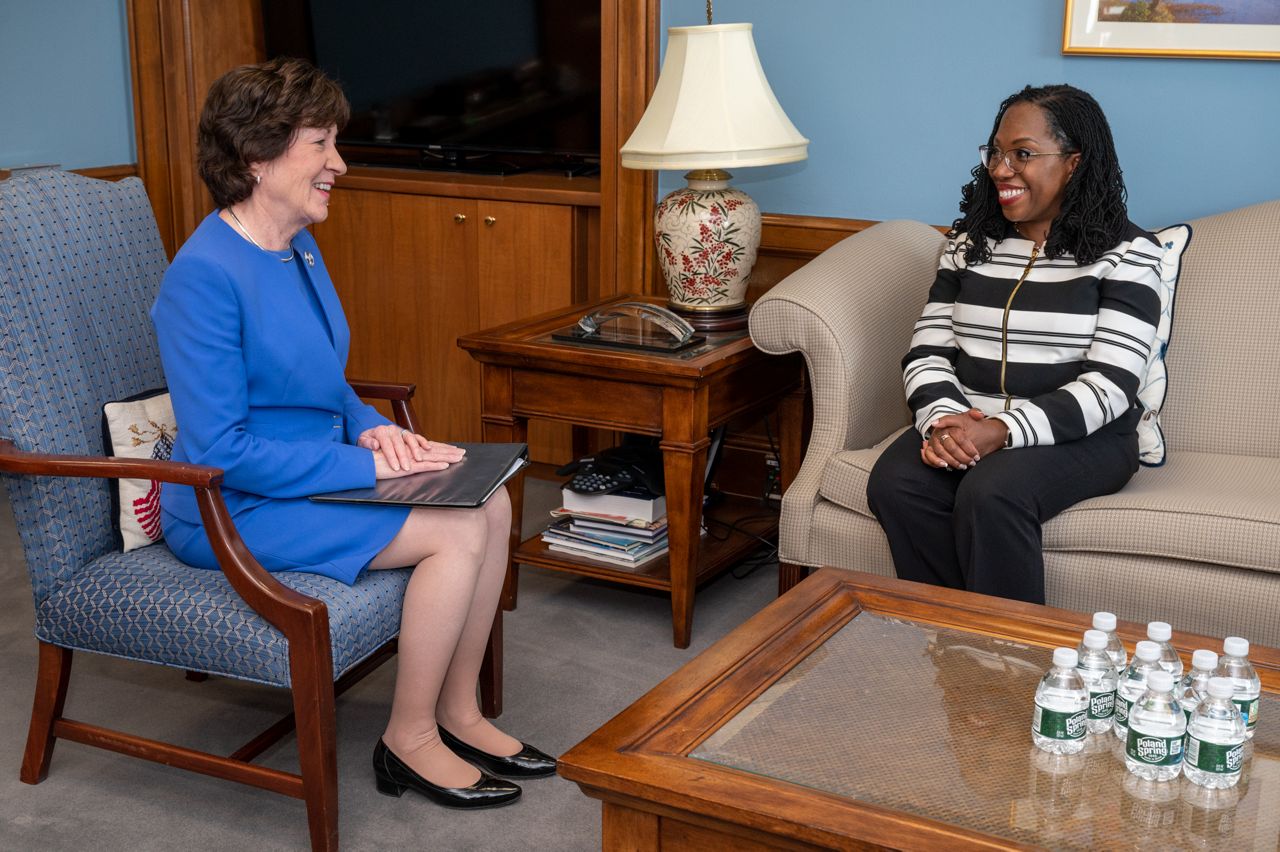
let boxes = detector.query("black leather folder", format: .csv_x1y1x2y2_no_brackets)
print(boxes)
310,442,528,508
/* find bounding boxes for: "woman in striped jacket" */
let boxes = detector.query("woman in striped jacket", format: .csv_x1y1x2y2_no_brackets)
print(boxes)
867,84,1164,604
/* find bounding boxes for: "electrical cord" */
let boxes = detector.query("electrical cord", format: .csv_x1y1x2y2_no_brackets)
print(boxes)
701,511,779,579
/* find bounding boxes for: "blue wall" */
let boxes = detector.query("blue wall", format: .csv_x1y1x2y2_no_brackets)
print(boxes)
659,0,1280,227
3,0,1277,227
0,0,134,169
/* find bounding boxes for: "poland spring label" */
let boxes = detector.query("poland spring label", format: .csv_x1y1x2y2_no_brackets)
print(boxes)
1233,697,1259,730
1088,688,1115,720
1187,736,1244,774
1126,729,1183,766
1034,703,1087,740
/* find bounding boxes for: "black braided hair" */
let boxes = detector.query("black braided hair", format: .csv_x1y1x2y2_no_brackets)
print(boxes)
949,84,1128,266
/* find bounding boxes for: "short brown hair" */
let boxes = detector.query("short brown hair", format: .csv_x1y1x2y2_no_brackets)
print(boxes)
197,57,350,208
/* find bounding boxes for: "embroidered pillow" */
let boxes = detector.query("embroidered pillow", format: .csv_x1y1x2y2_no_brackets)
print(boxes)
1136,224,1192,467
101,388,177,551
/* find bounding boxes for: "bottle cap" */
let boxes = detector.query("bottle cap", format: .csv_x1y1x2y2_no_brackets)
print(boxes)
1224,636,1249,658
1207,677,1234,699
1147,621,1172,642
1191,649,1219,672
1053,647,1079,669
1083,629,1108,650
1092,611,1117,632
1135,640,1161,662
1148,670,1174,692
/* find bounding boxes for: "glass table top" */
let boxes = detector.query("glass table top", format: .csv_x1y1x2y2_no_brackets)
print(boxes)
691,612,1280,850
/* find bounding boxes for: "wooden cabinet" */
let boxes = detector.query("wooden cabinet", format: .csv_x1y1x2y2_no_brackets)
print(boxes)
312,181,593,463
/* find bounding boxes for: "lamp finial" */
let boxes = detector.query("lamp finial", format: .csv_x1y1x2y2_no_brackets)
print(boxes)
706,1,712,25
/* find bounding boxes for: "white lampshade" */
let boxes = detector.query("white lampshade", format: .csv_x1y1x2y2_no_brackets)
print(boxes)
620,23,808,171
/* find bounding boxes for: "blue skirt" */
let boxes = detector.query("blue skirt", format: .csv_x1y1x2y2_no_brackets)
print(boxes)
162,496,411,585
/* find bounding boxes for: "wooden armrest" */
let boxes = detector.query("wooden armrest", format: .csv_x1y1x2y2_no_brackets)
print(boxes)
348,378,420,433
347,379,415,401
0,437,327,641
0,438,221,487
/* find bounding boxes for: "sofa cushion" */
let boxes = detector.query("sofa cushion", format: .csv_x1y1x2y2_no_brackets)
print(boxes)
1134,224,1191,467
818,428,908,518
821,440,1280,577
1047,451,1280,575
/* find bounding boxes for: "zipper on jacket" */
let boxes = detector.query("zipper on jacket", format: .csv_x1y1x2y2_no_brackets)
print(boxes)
1000,245,1039,410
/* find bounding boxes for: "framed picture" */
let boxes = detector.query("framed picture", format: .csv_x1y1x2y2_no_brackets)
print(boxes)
1063,0,1280,59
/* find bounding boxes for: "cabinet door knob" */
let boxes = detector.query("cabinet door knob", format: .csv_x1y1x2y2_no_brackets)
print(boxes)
454,213,467,223
484,216,497,226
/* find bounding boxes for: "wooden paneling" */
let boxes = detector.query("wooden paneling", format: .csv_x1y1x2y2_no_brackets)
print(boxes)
127,0,263,256
602,0,660,297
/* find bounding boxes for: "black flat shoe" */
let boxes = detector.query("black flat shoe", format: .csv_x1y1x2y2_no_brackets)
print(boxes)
439,727,557,778
373,739,521,809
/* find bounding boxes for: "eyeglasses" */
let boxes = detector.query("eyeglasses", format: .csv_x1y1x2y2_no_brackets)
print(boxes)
979,145,1074,174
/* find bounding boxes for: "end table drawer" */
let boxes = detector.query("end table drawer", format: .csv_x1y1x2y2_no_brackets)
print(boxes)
512,372,663,432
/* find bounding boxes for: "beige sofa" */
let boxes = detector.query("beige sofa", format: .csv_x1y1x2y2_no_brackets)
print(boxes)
750,200,1280,647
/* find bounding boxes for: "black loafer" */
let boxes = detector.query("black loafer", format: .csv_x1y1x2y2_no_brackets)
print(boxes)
373,739,521,809
439,727,557,778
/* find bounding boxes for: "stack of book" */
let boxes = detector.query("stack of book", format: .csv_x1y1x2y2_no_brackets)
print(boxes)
542,485,669,567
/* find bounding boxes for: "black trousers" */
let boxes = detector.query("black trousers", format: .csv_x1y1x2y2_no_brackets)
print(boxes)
866,408,1140,604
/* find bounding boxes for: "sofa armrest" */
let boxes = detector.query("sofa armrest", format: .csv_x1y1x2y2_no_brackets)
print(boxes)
749,219,945,565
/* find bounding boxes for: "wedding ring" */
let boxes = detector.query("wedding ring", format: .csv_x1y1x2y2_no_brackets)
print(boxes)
939,433,953,442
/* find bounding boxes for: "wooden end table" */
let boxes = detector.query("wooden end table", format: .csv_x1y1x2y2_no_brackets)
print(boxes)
458,294,804,648
559,569,1280,850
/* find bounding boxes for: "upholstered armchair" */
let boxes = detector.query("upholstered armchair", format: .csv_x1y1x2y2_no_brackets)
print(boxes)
0,168,500,850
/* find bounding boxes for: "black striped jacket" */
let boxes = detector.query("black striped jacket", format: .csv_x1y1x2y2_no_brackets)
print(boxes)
903,222,1165,448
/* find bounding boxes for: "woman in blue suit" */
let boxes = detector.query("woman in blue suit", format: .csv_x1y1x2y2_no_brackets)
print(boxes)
151,58,551,811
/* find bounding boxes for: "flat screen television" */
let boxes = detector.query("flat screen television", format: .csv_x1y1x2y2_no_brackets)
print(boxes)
261,0,601,175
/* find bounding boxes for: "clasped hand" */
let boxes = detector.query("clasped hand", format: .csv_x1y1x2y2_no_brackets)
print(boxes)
357,424,466,479
921,409,1009,471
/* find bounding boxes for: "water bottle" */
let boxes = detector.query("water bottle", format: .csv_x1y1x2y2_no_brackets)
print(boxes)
1115,640,1163,741
1033,647,1089,754
1179,649,1218,723
1146,621,1184,681
1184,677,1247,789
1216,637,1260,739
1125,670,1185,781
1077,629,1118,734
1082,611,1127,672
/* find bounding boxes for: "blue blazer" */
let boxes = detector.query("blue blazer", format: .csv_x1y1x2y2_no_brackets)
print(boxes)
151,213,390,527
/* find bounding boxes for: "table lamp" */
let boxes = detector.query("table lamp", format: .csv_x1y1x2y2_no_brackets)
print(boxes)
621,7,808,330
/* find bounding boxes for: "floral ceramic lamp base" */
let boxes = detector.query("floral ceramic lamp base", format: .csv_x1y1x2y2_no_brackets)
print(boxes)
654,170,760,331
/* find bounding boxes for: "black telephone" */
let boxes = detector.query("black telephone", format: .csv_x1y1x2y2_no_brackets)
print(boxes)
556,438,665,496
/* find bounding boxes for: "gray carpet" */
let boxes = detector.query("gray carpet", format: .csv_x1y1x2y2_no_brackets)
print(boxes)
0,479,777,850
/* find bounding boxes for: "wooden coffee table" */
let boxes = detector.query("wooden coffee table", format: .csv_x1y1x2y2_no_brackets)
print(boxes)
559,569,1280,850
458,295,804,648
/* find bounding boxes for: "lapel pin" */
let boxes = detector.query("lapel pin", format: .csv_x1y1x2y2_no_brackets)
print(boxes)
303,251,315,267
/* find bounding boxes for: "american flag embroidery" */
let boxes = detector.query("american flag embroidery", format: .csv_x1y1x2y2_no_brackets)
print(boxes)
129,421,176,543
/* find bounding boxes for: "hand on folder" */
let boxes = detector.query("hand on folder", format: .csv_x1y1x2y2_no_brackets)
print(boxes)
311,443,529,509
358,424,466,477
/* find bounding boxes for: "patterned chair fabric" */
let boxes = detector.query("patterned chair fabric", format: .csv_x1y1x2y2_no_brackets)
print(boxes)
0,168,408,686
